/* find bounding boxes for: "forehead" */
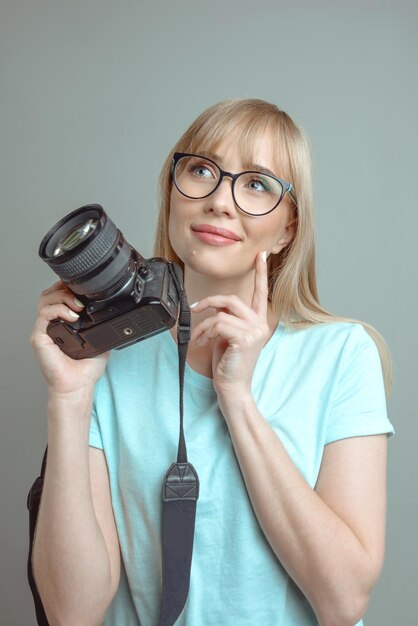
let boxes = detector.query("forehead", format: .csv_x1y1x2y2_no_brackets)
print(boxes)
193,125,290,180
213,133,276,171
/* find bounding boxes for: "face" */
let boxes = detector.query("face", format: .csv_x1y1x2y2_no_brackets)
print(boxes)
168,131,296,283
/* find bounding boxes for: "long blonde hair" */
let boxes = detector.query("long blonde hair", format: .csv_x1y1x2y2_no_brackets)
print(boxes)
153,98,392,397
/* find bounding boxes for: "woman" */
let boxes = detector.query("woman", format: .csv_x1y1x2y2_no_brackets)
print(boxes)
30,98,394,626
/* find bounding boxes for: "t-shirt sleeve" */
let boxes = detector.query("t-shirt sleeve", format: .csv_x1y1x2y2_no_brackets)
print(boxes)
325,324,395,445
89,384,104,450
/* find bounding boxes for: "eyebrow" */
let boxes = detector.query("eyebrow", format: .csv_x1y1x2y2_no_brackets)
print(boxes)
198,150,279,179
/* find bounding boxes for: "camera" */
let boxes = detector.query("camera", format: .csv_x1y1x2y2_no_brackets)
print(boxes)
39,204,184,359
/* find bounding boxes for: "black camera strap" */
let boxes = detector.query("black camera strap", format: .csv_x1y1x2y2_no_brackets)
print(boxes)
160,264,199,626
27,448,49,626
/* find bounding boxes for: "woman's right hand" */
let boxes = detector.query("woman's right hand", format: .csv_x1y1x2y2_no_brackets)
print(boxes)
30,280,110,396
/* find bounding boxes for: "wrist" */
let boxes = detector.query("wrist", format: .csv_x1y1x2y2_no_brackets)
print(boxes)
216,387,255,418
47,386,95,412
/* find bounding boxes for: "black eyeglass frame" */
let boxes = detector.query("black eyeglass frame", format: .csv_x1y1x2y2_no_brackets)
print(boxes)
171,152,297,216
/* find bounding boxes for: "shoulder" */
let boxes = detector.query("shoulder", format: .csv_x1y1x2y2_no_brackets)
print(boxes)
281,320,374,356
259,321,376,390
275,320,383,386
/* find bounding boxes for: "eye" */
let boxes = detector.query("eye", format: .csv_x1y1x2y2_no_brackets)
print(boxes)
246,176,272,193
194,166,212,177
188,161,216,179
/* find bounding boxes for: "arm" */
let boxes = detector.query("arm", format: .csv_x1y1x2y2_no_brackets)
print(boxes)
30,282,120,624
190,253,389,625
33,390,121,626
218,392,388,626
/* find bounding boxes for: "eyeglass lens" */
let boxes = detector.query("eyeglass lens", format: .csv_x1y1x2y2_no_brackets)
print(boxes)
174,155,284,215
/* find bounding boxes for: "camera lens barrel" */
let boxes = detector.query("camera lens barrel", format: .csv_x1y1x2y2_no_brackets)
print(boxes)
39,204,138,300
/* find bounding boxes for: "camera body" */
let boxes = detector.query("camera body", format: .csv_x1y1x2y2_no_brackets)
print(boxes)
39,205,183,359
47,255,180,359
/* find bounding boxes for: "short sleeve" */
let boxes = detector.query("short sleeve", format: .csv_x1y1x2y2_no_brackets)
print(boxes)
89,387,104,450
325,324,395,445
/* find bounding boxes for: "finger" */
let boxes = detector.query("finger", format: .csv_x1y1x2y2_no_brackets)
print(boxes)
38,288,85,313
33,303,81,337
194,314,248,346
196,322,247,348
190,294,255,323
251,251,268,319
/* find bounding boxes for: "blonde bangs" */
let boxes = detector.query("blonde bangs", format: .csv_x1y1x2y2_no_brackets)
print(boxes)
177,99,295,187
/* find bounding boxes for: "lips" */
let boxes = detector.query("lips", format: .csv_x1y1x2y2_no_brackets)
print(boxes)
191,224,241,241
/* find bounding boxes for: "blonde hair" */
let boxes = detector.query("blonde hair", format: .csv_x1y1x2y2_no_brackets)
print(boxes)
153,98,392,397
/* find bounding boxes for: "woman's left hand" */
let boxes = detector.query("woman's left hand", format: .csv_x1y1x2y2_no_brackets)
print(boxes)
190,251,270,397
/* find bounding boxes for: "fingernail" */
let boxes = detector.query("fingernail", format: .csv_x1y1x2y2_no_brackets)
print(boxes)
189,301,199,308
74,298,84,307
261,251,267,262
68,309,80,318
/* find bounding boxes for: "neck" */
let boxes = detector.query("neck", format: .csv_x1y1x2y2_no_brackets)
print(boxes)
183,265,256,308
176,265,278,340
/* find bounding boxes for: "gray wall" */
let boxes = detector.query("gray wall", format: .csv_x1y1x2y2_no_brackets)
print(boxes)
1,1,417,624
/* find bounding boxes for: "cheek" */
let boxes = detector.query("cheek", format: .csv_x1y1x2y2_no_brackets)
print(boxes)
167,194,188,257
168,188,189,228
168,192,181,237
251,217,284,244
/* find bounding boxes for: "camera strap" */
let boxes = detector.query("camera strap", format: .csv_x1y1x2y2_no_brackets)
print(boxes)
159,264,199,626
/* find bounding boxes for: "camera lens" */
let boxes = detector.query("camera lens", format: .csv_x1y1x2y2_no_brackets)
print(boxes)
39,204,138,301
52,218,99,256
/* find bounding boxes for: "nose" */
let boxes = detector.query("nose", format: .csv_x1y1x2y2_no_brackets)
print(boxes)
205,175,238,216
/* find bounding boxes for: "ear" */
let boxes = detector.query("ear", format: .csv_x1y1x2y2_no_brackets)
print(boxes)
270,217,297,254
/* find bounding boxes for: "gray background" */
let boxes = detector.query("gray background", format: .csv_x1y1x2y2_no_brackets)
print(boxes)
1,1,417,624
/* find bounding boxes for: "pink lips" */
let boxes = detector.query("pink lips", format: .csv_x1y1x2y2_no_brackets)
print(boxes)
191,224,241,241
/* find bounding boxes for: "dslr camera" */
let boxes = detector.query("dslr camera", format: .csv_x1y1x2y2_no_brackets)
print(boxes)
39,204,184,359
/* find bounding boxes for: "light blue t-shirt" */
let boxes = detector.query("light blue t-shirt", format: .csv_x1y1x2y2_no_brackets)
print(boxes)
89,320,394,626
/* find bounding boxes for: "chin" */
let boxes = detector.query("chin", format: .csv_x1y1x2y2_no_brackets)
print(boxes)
185,253,244,280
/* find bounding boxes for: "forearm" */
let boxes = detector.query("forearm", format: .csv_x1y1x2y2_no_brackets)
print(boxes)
218,393,374,626
33,390,113,626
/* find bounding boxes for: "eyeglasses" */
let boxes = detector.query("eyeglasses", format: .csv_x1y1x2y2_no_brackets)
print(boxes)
171,152,297,216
